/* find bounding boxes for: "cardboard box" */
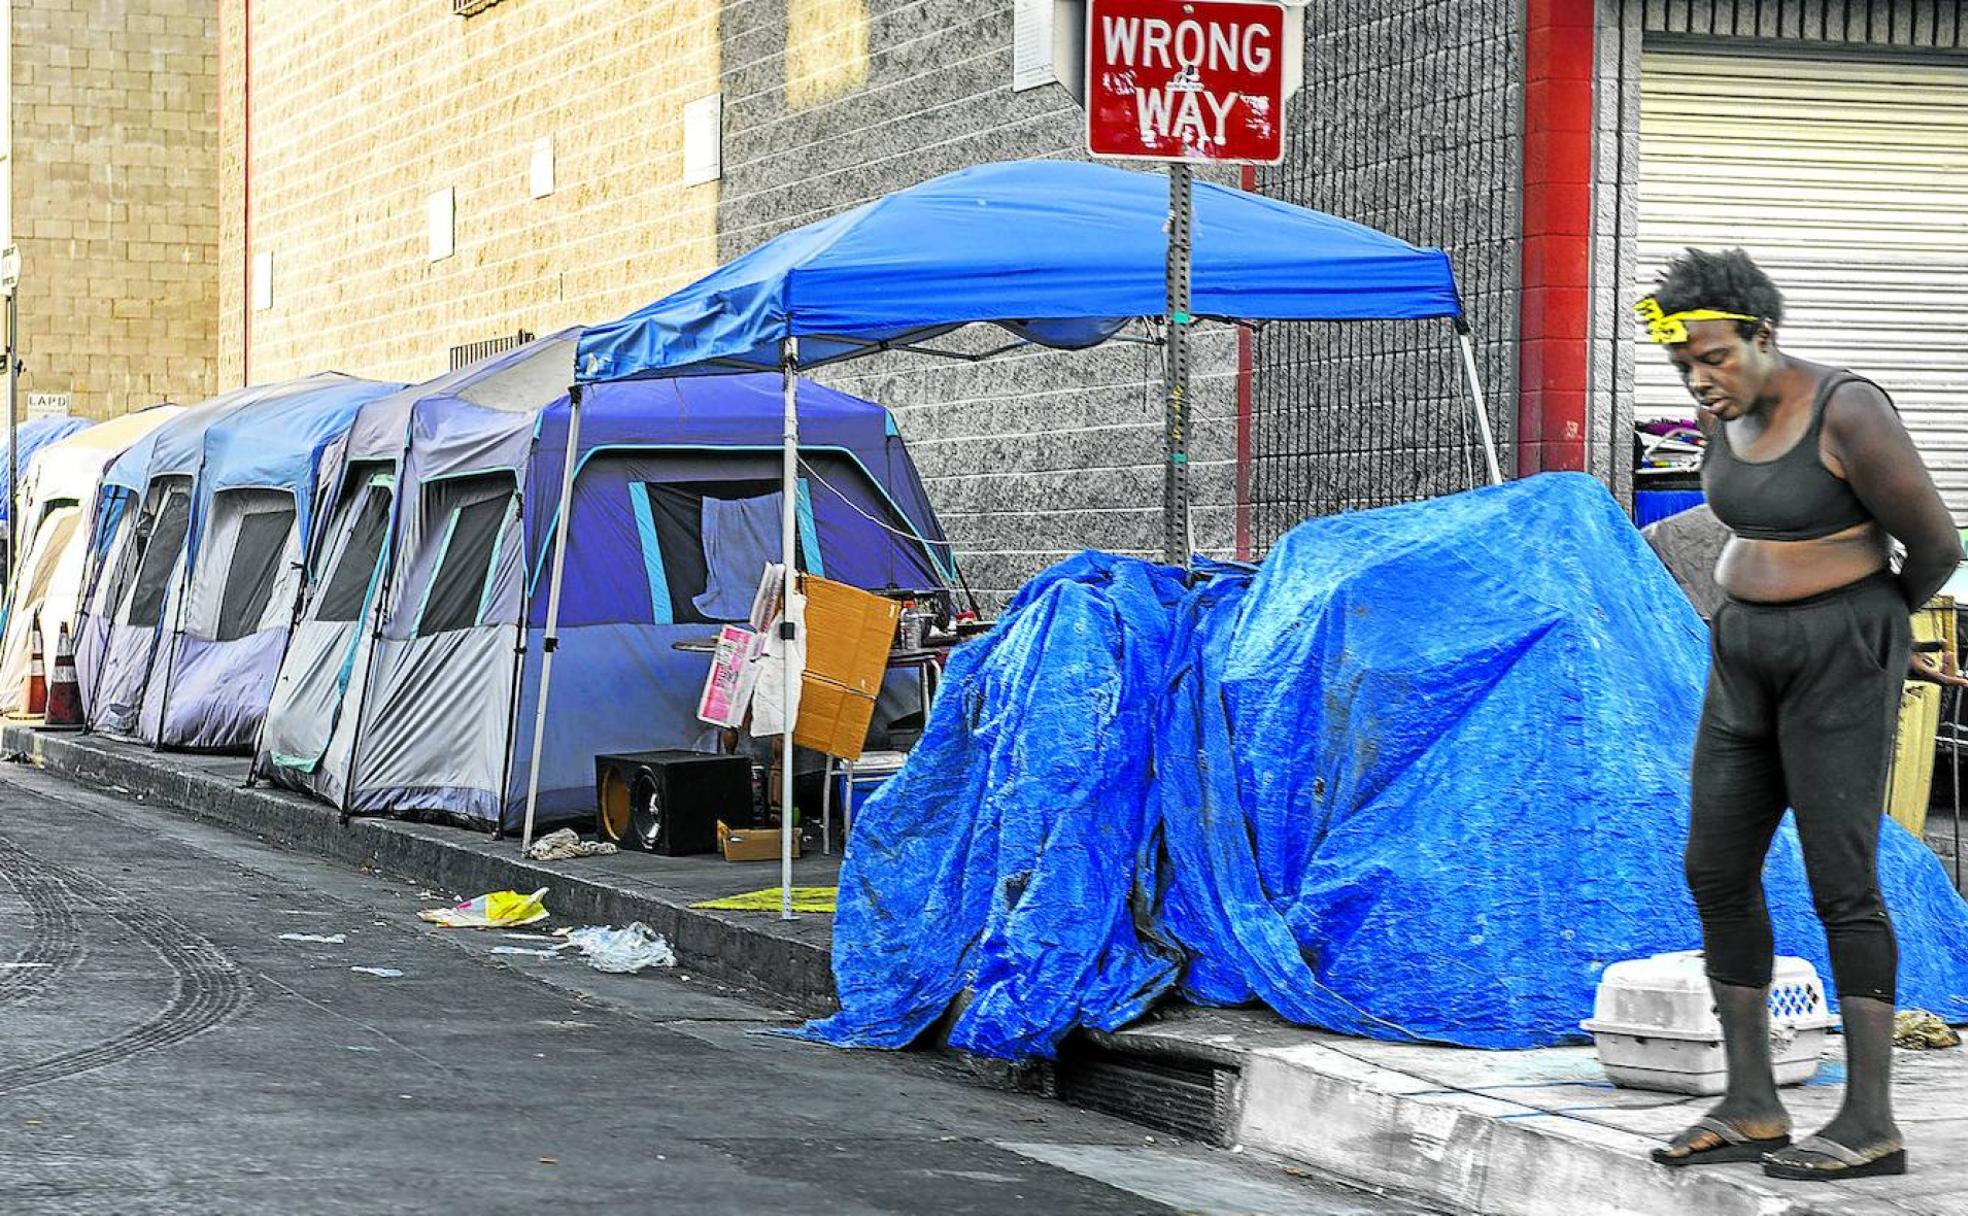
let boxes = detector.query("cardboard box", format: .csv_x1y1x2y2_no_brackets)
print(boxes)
794,676,884,763
791,576,899,761
801,576,899,697
718,820,801,863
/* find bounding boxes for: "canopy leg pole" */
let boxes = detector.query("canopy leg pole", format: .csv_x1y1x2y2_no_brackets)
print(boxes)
520,383,583,855
6,290,16,590
780,340,799,922
1454,319,1504,486
1162,164,1194,567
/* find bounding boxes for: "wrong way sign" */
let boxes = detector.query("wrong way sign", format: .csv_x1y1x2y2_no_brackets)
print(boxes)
1085,0,1287,164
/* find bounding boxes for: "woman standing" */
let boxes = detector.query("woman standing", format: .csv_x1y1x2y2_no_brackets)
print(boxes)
1641,249,1962,1181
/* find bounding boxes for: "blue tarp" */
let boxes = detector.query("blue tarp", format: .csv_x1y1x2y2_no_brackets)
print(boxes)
576,159,1462,382
1,416,91,521
801,474,1968,1057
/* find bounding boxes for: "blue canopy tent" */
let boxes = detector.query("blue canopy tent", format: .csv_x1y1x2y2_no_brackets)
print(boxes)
570,158,1495,912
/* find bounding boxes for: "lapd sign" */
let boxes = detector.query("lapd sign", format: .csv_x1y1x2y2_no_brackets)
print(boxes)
1084,0,1287,164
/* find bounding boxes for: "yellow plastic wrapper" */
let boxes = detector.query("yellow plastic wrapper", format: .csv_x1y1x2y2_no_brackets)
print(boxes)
692,886,837,914
418,887,550,928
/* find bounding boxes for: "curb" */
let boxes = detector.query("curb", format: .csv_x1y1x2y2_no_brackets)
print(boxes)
1227,1038,1815,1216
1,727,840,1015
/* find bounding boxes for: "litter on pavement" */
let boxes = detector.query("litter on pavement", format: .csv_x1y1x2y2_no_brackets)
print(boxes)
278,932,348,944
490,945,567,958
560,923,675,974
522,828,618,861
693,887,837,914
1895,1010,1963,1050
417,888,549,928
349,966,404,978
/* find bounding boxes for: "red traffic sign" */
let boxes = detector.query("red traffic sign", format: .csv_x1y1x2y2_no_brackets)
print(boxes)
1085,0,1287,165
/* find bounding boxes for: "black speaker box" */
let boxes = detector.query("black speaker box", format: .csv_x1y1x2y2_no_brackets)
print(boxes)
594,750,753,856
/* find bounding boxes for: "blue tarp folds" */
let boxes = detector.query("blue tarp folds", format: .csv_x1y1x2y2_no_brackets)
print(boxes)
576,160,1462,382
800,474,1968,1057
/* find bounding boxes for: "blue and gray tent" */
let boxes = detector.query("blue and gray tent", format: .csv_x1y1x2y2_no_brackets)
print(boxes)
81,373,402,747
258,332,952,832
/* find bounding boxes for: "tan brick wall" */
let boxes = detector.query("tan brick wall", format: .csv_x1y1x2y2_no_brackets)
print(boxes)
218,0,723,389
8,0,220,420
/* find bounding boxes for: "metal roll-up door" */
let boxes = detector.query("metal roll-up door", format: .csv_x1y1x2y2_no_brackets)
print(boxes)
1633,49,1968,518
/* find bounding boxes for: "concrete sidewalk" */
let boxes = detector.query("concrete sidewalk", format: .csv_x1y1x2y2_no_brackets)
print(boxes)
9,726,1965,1216
1113,1006,1968,1216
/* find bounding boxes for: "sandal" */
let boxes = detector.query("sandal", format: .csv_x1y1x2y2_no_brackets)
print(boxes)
1762,1135,1907,1181
1652,1116,1792,1168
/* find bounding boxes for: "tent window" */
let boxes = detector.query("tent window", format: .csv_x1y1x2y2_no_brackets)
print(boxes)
215,505,296,642
125,489,191,626
639,479,811,626
315,488,392,623
418,494,511,635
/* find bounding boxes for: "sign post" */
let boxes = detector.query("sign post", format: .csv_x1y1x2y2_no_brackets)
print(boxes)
1082,0,1291,563
2,246,19,586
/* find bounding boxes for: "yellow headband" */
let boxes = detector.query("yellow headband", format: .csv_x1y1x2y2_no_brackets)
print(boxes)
1633,296,1760,345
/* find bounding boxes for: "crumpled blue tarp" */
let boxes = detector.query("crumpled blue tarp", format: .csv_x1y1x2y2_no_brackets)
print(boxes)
800,553,1188,1059
798,473,1968,1056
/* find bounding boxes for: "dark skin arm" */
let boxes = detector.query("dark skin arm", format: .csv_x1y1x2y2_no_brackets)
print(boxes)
1822,379,1962,609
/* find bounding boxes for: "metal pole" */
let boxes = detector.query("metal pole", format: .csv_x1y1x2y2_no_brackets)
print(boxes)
1454,319,1504,486
519,383,583,854
779,338,799,922
6,292,17,587
1162,164,1193,566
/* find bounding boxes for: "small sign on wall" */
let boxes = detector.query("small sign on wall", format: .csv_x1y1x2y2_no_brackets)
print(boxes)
1013,0,1057,91
26,392,68,419
252,251,273,311
682,95,723,187
428,188,456,262
530,136,556,199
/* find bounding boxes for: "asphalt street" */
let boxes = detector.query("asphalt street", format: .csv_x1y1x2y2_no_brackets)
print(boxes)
0,760,1432,1216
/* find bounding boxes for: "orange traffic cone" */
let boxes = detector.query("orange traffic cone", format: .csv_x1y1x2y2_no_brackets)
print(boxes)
25,613,46,717
43,623,81,729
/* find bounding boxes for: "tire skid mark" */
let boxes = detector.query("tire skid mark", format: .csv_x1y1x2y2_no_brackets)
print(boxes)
0,832,250,1095
0,837,84,1006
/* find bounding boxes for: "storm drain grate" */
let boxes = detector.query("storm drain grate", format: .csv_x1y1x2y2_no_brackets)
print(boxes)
1052,1038,1238,1146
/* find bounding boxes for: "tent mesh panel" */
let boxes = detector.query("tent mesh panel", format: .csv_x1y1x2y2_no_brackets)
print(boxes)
126,489,192,626
1248,0,1520,547
315,489,392,623
215,506,295,641
419,495,510,635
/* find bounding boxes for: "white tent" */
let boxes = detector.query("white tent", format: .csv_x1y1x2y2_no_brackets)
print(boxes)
0,406,182,712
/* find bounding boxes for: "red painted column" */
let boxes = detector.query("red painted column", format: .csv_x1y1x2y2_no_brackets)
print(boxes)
1518,0,1595,476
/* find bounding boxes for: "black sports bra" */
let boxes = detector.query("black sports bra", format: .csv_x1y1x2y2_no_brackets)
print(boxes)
1700,372,1879,542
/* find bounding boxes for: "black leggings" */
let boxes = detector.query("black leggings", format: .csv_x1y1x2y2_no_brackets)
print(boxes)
1687,570,1909,1002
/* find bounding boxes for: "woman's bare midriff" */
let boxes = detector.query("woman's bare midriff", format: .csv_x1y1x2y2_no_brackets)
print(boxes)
1715,522,1892,604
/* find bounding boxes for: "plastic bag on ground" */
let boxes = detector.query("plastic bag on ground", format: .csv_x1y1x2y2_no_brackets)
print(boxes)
418,888,550,928
563,922,676,973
